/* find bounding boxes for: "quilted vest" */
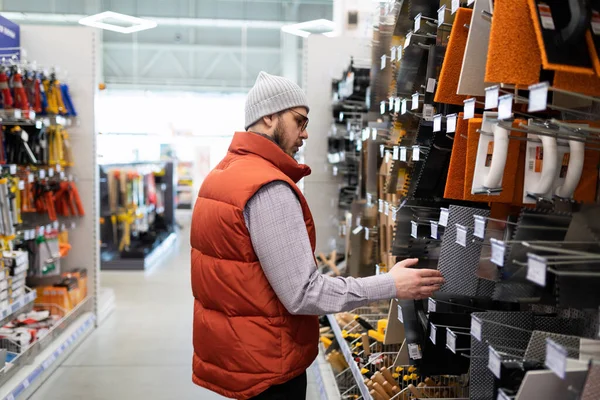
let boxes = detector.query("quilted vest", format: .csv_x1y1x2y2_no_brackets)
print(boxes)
190,131,319,399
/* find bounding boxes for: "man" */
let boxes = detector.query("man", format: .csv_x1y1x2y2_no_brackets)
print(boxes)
190,71,444,400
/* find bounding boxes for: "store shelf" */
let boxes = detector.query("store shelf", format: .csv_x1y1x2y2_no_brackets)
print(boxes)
310,344,341,400
0,296,95,400
326,314,371,399
101,232,177,271
0,291,37,328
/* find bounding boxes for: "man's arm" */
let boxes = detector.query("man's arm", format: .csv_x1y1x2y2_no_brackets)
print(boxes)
244,181,397,315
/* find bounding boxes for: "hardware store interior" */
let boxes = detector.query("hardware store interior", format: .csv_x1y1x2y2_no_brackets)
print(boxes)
2,0,600,399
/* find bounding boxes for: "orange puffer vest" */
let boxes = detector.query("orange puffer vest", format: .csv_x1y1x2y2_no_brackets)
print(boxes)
190,131,319,399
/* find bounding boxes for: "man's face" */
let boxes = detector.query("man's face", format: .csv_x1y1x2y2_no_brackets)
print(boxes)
272,107,309,157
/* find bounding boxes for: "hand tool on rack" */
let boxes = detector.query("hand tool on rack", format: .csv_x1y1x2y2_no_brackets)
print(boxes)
0,66,14,109
24,71,42,113
19,172,36,213
11,68,30,111
361,333,371,357
318,250,341,275
54,181,85,217
372,382,390,400
34,178,58,221
0,178,15,237
9,177,21,225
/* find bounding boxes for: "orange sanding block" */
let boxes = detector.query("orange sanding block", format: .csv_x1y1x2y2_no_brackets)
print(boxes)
486,0,542,86
586,31,600,78
553,70,600,97
434,8,471,106
444,113,469,200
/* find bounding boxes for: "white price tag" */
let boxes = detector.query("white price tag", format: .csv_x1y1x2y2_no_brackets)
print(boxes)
452,0,460,14
18,180,24,191
28,174,34,183
430,323,438,344
446,113,457,133
464,98,475,120
384,202,390,216
23,378,30,389
411,221,418,238
380,144,385,158
412,93,419,110
491,239,506,267
48,168,54,177
428,298,437,313
412,146,420,161
426,78,436,93
498,94,513,120
380,101,386,115
396,46,403,61
393,146,399,160
488,346,502,378
400,146,407,161
36,120,42,129
446,329,457,353
471,316,482,341
438,5,446,27
527,254,547,286
456,224,468,247
391,46,397,61
528,82,549,112
430,221,439,239
398,304,404,323
378,199,384,213
366,193,372,206
405,31,412,48
56,164,61,172
9,165,16,175
339,112,344,122
545,339,567,379
433,114,442,132
485,85,499,110
394,97,401,113
408,343,422,360
468,0,474,5
332,166,338,176
365,228,370,240
39,170,46,179
381,54,386,70
352,226,364,235
389,96,394,111
474,215,486,239
372,128,378,140
401,99,407,115
414,13,422,33
14,109,22,119
439,208,449,227
21,131,28,142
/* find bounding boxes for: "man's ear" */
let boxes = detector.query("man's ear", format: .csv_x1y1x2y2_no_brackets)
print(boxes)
263,113,277,128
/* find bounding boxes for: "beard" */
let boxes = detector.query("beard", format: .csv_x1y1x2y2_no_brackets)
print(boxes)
273,120,292,156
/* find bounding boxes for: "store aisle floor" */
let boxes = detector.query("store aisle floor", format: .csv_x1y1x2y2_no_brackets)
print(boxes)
29,216,320,400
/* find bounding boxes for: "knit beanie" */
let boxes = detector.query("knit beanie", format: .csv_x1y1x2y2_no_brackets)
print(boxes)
244,71,309,130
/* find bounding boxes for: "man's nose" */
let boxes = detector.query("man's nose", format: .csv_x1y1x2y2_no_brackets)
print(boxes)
300,129,309,139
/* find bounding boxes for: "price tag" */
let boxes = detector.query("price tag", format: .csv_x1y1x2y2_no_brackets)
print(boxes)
372,128,378,140
339,112,344,122
366,193,372,206
396,46,403,61
405,31,412,48
401,99,407,115
36,119,43,129
392,207,398,221
391,46,397,61
468,0,475,5
18,180,24,191
527,254,547,286
446,329,457,353
365,227,370,240
39,170,46,179
393,146,399,160
11,299,22,312
398,304,404,323
491,239,506,267
54,221,59,230
384,202,390,216
400,146,407,161
528,82,549,112
394,97,401,113
28,174,34,183
414,13,422,33
452,0,460,14
430,221,439,239
430,323,438,344
433,114,442,132
471,316,482,341
485,85,499,110
464,98,475,120
456,224,468,247
48,168,54,177
381,54,386,70
474,215,486,239
446,113,457,133
488,346,502,378
411,221,418,238
14,109,22,119
408,343,422,360
380,144,385,158
439,208,449,227
23,378,30,389
9,165,16,175
378,199,384,213
428,298,437,313
498,94,513,120
545,339,567,379
438,5,446,27
426,78,437,93
389,96,394,111
412,93,419,110
56,164,61,172
412,146,420,161
352,226,363,235
7,393,14,400
380,101,386,115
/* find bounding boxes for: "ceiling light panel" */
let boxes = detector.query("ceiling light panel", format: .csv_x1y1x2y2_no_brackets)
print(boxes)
79,11,157,34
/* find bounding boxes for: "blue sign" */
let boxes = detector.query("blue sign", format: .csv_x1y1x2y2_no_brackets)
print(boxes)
0,15,19,59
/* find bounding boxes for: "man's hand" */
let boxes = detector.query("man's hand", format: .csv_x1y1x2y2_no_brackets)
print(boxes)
389,258,445,300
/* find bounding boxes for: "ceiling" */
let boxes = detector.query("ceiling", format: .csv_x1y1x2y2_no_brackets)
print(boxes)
2,0,333,91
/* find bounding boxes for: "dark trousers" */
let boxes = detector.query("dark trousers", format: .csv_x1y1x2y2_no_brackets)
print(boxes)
249,372,307,400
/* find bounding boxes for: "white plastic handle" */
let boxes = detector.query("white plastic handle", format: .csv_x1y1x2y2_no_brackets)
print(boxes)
483,124,509,189
555,140,585,198
532,135,558,196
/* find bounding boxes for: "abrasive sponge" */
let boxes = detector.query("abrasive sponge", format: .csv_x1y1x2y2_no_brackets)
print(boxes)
444,113,469,200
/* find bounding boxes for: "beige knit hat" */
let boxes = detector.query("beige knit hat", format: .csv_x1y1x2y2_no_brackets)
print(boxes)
244,71,309,130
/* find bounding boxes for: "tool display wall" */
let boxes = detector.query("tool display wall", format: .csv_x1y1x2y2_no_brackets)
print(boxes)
319,1,600,399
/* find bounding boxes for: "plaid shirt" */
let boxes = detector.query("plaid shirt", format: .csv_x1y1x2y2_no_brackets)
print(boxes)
243,181,396,315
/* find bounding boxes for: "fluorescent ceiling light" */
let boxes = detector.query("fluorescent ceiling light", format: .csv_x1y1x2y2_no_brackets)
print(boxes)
79,11,157,34
281,19,336,38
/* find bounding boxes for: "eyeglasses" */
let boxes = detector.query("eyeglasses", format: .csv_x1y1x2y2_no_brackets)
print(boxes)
288,109,309,132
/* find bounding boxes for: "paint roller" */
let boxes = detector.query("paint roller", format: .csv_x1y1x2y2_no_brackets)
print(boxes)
528,135,559,198
482,124,510,191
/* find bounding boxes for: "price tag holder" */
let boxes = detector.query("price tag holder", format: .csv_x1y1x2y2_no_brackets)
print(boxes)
398,304,404,323
408,343,422,360
381,54,386,70
414,13,422,32
400,146,407,162
446,329,457,353
430,221,439,239
528,82,549,112
9,165,16,175
392,207,398,222
39,170,46,179
430,323,438,344
438,5,446,27
412,92,419,110
18,180,24,191
452,0,460,14
545,339,567,379
423,104,434,120
412,145,420,161
428,298,437,313
498,94,513,120
389,96,394,111
464,98,476,120
384,202,390,216
380,101,386,115
28,174,34,183
365,227,370,240
490,239,506,267
396,45,403,61
372,128,378,140
22,378,30,389
380,144,385,158
394,97,401,113
378,199,384,213
433,114,442,132
446,113,457,133
391,46,397,61
352,226,364,235
456,224,468,247
474,215,486,239
485,85,499,110
426,78,437,93
411,221,418,238
488,346,502,379
471,315,482,341
401,98,407,115
393,146,399,160
527,254,547,286
405,31,413,48
439,208,449,227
